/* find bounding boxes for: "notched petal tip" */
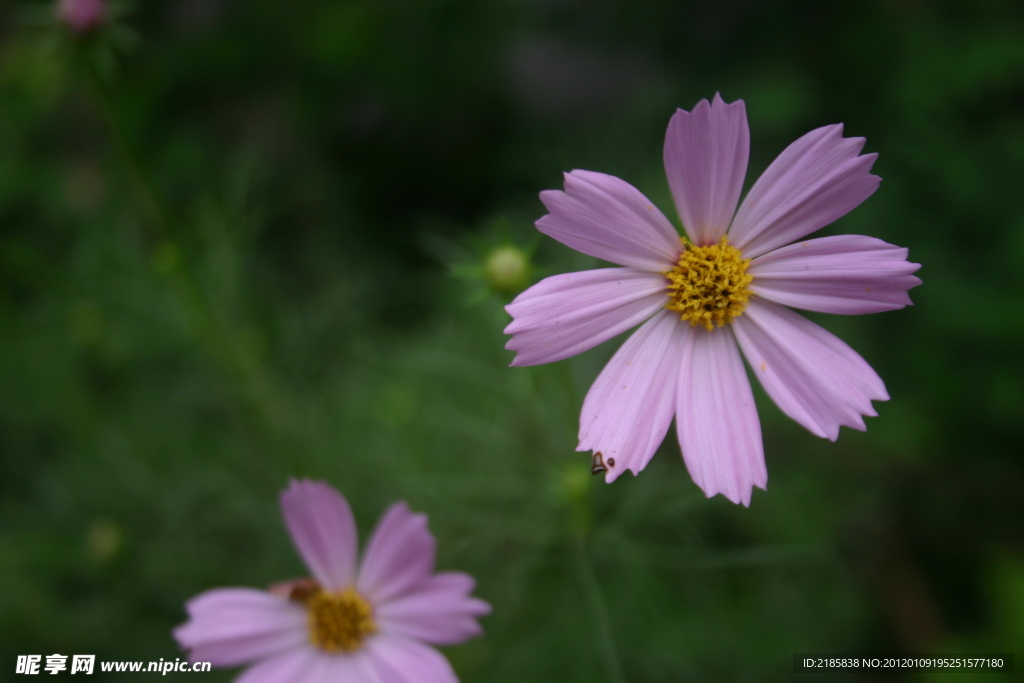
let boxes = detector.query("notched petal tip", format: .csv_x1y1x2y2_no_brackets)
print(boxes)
357,500,438,604
577,311,685,484
728,123,885,258
665,94,750,247
280,478,326,508
534,171,681,271
734,301,889,443
709,476,766,507
712,92,747,111
503,269,668,366
747,234,921,315
670,93,746,123
676,329,766,508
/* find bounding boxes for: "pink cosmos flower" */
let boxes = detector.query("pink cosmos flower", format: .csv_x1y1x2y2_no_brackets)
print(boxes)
504,95,921,506
56,0,106,33
174,480,491,682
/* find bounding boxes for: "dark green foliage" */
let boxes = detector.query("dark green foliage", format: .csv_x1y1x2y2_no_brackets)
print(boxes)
1,0,1022,680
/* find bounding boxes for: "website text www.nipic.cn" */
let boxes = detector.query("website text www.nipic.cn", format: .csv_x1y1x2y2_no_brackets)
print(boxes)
16,655,212,675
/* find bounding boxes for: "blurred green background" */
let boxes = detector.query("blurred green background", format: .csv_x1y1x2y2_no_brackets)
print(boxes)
2,0,1023,681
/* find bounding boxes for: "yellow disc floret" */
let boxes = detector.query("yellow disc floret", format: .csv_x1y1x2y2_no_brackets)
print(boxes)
665,236,753,331
306,587,377,653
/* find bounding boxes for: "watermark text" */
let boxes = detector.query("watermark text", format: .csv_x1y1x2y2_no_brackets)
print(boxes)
16,655,212,675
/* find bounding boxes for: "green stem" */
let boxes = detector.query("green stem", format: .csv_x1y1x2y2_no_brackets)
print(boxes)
84,64,300,477
573,537,627,683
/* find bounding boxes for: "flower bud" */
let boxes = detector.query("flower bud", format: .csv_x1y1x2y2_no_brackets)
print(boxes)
56,0,106,34
484,245,530,293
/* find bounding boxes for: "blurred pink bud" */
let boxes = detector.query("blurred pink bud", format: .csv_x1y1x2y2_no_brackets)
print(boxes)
56,0,106,34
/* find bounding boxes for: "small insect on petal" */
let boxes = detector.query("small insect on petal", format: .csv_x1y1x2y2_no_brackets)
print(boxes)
505,97,916,506
268,577,320,604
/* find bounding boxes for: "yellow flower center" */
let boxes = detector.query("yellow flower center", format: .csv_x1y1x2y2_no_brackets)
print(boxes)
306,587,377,653
665,236,753,331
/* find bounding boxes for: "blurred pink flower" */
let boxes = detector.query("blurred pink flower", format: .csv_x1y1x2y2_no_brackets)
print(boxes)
56,0,106,33
175,480,490,682
505,95,921,506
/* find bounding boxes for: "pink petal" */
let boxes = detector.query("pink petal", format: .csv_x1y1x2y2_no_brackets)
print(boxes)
357,503,436,605
578,309,689,482
364,634,459,683
376,572,491,646
732,299,888,441
536,170,681,271
173,588,307,667
663,94,750,246
320,651,378,683
280,480,358,592
749,235,922,314
305,651,342,683
728,124,880,259
233,647,322,683
504,268,668,366
676,328,766,506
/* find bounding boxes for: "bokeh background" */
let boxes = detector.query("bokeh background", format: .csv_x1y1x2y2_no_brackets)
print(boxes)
2,0,1023,680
